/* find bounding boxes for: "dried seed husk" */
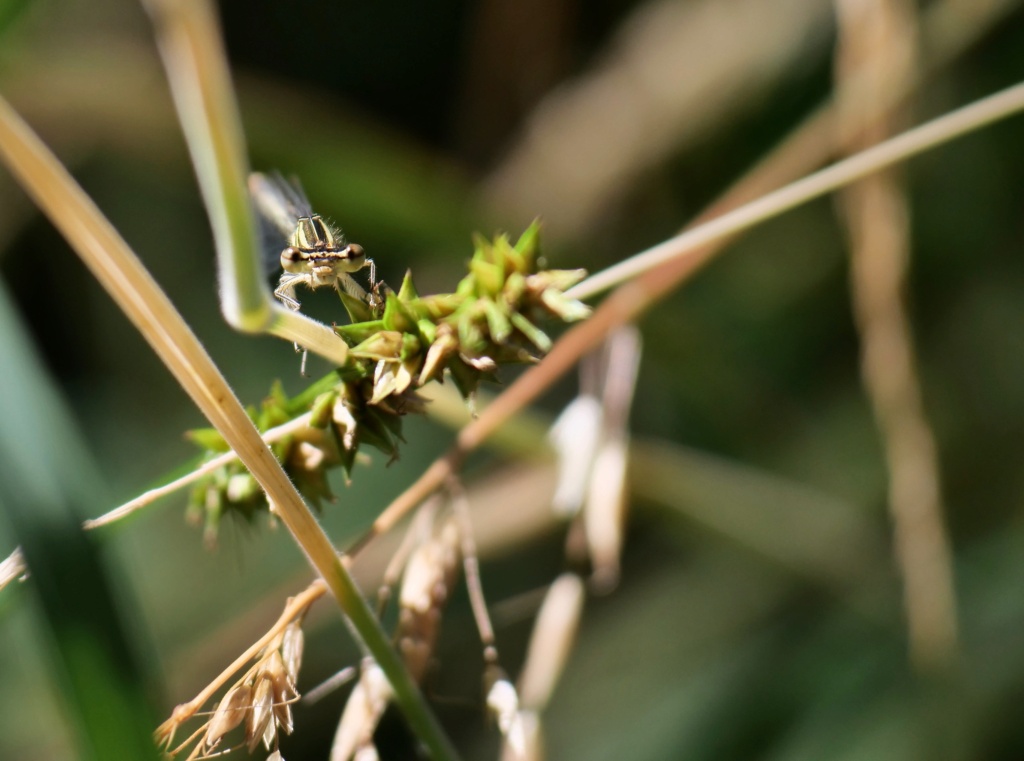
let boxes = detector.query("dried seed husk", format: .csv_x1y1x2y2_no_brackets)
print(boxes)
205,682,253,750
247,676,276,752
281,620,305,687
264,651,297,736
461,353,498,373
540,287,591,322
419,326,458,384
332,397,359,452
371,361,401,404
331,665,391,761
295,441,325,471
526,268,587,293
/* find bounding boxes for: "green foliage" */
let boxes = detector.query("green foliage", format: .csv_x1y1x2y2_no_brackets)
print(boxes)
0,282,159,761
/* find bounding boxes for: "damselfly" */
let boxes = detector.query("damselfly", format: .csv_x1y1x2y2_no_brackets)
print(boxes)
249,172,377,373
249,171,375,310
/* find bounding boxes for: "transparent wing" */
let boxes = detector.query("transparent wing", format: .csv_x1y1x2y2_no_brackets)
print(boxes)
249,171,315,275
249,171,314,234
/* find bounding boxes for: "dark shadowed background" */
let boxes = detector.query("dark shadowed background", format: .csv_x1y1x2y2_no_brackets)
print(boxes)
2,0,1024,759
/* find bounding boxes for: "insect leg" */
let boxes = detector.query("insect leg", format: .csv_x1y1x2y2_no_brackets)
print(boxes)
274,273,305,311
275,272,313,374
336,272,369,301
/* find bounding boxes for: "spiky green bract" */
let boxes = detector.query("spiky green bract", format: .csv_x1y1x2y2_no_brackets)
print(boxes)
187,223,589,534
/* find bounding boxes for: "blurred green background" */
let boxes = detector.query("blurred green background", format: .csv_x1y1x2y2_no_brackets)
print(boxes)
2,0,1024,759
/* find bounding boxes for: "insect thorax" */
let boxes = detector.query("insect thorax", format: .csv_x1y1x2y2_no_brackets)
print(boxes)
289,215,342,252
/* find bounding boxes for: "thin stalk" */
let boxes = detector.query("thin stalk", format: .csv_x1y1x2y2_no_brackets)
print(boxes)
567,79,1024,301
834,0,957,672
0,96,457,761
83,412,314,529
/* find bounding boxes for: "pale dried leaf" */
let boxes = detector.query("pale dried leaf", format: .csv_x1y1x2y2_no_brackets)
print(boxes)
518,573,585,709
399,542,447,615
330,665,391,761
353,745,380,761
583,434,629,591
397,636,432,680
487,678,525,755
548,395,602,517
500,710,541,761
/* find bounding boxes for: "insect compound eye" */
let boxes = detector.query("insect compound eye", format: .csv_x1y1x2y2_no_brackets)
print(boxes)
347,243,365,261
280,246,305,272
